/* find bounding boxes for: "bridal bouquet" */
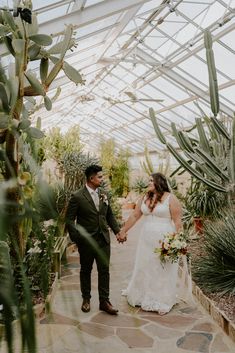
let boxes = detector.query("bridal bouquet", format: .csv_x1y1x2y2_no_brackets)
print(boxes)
154,230,188,264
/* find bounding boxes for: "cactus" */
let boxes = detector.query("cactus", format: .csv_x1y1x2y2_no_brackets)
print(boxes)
150,29,234,197
140,145,171,176
204,30,219,117
150,106,233,193
0,3,84,257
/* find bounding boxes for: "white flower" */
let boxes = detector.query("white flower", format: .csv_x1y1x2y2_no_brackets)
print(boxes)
171,240,182,249
163,242,170,250
100,193,109,205
181,241,187,248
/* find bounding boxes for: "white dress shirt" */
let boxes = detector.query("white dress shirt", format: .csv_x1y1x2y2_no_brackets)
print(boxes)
86,184,99,210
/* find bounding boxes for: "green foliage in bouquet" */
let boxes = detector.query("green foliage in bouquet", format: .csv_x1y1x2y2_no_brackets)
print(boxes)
192,212,235,295
154,230,189,265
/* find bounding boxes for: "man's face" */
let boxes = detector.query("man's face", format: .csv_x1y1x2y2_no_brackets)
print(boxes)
90,171,103,188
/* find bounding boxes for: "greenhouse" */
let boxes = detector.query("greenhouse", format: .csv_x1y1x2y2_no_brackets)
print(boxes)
0,0,235,352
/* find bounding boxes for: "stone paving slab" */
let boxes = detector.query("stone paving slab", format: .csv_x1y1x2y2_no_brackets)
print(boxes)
34,230,235,353
1,229,235,353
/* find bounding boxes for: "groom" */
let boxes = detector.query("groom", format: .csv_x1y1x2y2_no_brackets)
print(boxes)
66,164,126,315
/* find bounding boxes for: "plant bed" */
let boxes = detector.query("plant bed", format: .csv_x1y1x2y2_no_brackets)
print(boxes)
190,235,235,341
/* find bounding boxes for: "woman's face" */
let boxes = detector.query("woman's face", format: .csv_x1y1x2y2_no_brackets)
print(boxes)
148,176,156,192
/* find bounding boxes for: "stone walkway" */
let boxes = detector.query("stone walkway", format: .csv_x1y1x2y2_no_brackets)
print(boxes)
35,227,235,353
1,226,234,353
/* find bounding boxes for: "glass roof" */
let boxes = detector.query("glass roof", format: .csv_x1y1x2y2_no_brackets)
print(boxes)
1,0,234,154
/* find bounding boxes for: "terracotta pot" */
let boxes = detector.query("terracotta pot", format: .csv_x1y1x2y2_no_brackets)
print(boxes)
193,217,203,234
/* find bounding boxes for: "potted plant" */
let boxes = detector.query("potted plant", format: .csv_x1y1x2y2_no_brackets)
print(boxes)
184,179,228,233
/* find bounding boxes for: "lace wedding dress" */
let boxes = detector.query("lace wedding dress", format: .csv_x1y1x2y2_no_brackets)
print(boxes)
122,194,185,313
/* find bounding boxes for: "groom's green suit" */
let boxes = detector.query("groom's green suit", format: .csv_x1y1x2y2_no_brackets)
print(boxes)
66,186,120,302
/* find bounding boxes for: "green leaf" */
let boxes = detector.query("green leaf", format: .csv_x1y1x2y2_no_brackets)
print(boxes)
63,62,83,85
25,71,46,96
27,127,45,139
2,10,17,32
22,104,29,120
0,82,10,112
49,55,60,64
44,96,52,111
19,119,31,130
8,77,19,109
27,13,38,36
12,39,25,53
36,117,41,130
28,43,41,60
60,24,74,59
0,113,9,128
48,38,75,55
40,58,49,83
45,61,63,87
29,34,53,46
4,36,15,56
0,24,10,36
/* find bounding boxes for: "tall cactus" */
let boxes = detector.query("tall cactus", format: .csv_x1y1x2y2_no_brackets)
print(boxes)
0,3,84,257
204,30,220,117
149,31,234,195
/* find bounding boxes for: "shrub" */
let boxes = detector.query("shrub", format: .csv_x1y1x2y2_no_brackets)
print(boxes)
192,212,235,295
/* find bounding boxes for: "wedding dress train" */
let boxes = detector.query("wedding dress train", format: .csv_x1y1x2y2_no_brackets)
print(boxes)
122,195,192,313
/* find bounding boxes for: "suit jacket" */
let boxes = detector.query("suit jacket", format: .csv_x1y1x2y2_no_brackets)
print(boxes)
66,186,120,244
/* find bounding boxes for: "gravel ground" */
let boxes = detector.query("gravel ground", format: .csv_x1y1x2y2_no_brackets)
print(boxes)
189,234,235,324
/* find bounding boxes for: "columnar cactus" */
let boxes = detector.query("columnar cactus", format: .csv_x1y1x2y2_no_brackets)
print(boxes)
150,30,234,197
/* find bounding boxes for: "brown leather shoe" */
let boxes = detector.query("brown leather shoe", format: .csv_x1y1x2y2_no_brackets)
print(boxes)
99,300,118,315
81,299,90,313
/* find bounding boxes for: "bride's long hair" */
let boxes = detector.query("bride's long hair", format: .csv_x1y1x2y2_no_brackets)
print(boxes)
146,172,170,211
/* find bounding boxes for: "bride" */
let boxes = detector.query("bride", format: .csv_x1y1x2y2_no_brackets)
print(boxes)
120,172,185,315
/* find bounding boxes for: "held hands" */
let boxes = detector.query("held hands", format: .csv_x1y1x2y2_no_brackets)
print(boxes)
116,228,127,243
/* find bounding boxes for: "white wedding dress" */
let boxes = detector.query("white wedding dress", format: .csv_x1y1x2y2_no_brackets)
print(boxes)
122,194,184,313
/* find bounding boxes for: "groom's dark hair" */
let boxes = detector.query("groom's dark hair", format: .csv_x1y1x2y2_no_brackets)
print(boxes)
85,164,102,180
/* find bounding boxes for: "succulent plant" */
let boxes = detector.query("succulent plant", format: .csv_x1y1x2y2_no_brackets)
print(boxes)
150,30,235,200
0,3,84,258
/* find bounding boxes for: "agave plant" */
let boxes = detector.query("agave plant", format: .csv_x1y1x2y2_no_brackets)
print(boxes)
149,30,235,200
132,177,148,195
192,211,235,295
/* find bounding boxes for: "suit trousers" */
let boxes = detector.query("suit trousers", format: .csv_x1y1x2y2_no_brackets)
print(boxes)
78,232,110,302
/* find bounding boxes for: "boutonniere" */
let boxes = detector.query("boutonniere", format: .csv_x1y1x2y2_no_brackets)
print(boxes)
99,193,109,205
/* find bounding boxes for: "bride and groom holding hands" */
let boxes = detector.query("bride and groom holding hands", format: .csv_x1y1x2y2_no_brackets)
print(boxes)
66,164,188,316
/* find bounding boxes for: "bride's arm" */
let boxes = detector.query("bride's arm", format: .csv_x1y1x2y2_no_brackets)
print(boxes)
119,197,143,238
169,194,183,232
